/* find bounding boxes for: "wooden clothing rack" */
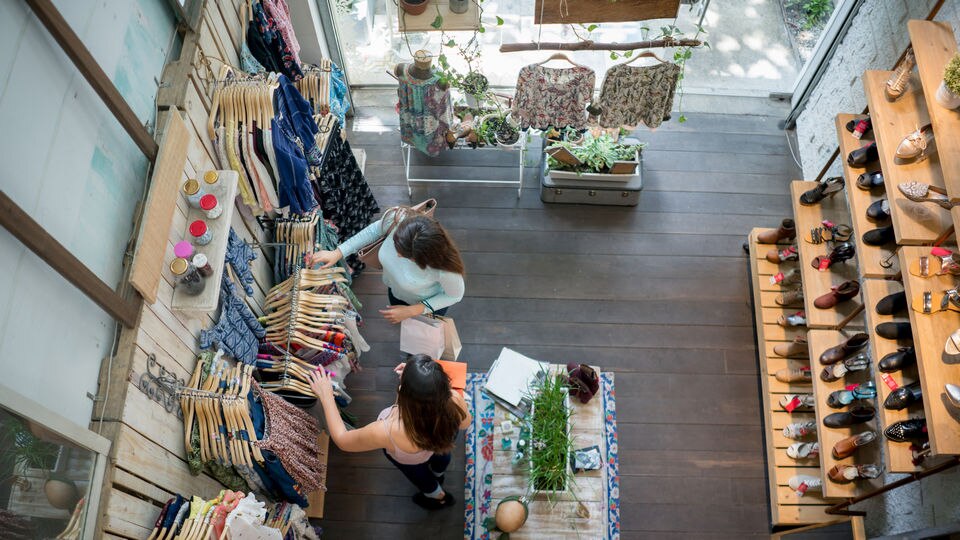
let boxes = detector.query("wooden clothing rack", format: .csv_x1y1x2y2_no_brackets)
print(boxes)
499,38,703,53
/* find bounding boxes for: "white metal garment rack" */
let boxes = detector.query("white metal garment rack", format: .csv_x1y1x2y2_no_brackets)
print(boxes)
400,136,527,198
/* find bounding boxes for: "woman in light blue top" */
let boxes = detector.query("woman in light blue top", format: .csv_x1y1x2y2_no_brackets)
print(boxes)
310,207,465,323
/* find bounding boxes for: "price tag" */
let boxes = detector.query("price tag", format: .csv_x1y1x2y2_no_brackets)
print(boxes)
881,373,899,391
795,482,809,497
818,258,831,271
783,396,802,413
852,120,869,139
770,272,785,285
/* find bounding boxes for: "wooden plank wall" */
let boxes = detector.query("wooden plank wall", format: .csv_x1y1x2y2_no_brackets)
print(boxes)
91,1,277,537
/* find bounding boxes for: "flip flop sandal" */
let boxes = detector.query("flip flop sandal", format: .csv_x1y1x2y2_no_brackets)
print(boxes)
780,394,815,412
805,221,853,244
945,329,960,356
827,382,877,408
778,311,807,328
787,441,820,460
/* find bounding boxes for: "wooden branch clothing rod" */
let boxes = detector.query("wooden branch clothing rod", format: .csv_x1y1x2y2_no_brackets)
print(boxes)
500,38,703,53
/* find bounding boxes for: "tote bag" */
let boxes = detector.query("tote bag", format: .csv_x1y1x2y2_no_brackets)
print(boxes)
356,199,437,269
400,315,445,359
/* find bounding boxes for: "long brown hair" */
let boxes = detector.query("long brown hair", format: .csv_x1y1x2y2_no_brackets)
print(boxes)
397,354,467,453
386,207,465,275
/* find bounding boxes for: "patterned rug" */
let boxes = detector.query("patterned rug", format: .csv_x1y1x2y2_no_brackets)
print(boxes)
463,371,620,539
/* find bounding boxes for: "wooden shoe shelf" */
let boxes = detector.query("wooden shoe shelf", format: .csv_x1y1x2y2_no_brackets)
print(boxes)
863,69,951,245
898,246,960,455
748,228,838,526
807,329,884,498
859,278,923,473
834,114,899,278
790,181,865,330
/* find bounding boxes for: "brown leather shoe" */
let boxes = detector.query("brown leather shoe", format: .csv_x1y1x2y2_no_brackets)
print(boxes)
819,333,869,365
775,367,812,383
773,335,809,359
828,463,883,484
832,431,878,459
813,280,861,309
758,219,796,244
776,289,805,308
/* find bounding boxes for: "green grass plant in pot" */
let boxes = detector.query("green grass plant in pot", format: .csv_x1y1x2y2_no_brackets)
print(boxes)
937,53,960,109
529,372,574,498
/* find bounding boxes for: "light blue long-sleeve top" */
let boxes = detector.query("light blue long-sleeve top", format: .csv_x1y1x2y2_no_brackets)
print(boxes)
337,216,465,312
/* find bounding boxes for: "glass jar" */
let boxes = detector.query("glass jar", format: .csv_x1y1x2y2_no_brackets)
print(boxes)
189,220,212,246
200,194,222,219
192,253,213,277
170,257,205,296
174,241,194,260
181,179,205,208
203,170,220,186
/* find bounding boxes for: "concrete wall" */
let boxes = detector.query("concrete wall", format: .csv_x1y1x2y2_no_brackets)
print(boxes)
0,0,175,428
794,0,960,179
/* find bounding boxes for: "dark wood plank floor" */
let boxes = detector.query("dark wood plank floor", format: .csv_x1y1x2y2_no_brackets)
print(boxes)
317,107,799,539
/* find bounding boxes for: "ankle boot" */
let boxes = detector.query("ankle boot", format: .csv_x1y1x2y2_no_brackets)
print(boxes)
758,219,796,244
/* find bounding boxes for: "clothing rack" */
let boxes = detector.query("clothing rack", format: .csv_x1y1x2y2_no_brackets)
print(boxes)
400,138,527,199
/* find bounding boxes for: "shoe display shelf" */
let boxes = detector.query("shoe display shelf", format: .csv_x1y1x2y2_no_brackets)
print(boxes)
807,329,884,498
749,228,839,526
834,114,899,278
863,69,952,245
909,20,960,230
898,246,960,456
859,278,924,473
790,181,865,330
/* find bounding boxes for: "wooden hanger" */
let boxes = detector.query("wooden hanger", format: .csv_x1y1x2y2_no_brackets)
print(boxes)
536,52,583,68
621,50,666,66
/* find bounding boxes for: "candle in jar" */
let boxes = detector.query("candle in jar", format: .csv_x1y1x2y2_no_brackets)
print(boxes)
174,241,194,260
170,257,205,296
181,179,205,208
203,170,220,186
189,220,212,246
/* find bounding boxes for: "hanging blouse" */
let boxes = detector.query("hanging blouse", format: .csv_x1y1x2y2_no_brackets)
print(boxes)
512,64,595,129
262,0,302,65
596,62,681,129
397,65,453,157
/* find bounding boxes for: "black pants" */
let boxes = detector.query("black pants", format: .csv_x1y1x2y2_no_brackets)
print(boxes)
383,450,452,494
387,288,448,316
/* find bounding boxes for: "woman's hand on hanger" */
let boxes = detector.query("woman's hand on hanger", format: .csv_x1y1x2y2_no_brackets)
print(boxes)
379,303,424,324
308,368,336,403
309,248,343,268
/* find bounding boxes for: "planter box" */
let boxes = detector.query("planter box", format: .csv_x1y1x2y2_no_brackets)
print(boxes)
548,149,643,184
529,393,573,498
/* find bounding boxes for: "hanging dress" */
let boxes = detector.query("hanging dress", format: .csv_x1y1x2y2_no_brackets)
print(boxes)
511,64,595,130
397,65,453,157
596,62,681,129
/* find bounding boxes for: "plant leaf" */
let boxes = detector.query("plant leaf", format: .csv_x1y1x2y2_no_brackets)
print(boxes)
496,16,504,25
587,24,598,32
609,51,618,60
446,39,456,47
430,15,443,29
478,26,486,33
679,115,687,123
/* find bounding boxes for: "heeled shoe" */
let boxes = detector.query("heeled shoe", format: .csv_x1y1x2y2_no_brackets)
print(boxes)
885,48,915,101
879,347,915,372
811,242,856,271
828,464,883,484
827,381,876,408
898,181,959,209
896,124,935,162
884,381,922,410
885,418,927,443
757,218,797,244
832,431,877,459
814,280,860,309
819,333,869,365
866,198,890,222
773,335,809,359
800,177,845,206
876,291,907,315
857,171,884,191
766,245,799,264
848,142,879,167
820,353,870,382
845,116,872,138
862,225,895,246
783,420,817,440
775,289,805,308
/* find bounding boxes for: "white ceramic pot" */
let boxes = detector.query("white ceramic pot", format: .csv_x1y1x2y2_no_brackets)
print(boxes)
936,80,960,109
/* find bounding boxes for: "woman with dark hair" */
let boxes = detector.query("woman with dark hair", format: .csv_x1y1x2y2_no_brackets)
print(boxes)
309,354,471,509
310,207,465,323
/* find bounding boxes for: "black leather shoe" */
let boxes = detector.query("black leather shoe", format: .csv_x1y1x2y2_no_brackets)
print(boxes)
866,199,891,222
884,381,922,410
884,418,927,443
848,142,879,167
824,405,876,428
857,171,884,191
877,322,913,340
863,225,895,246
876,291,907,315
800,177,845,206
879,347,916,372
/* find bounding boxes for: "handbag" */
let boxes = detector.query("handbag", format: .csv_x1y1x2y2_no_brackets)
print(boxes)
438,315,462,361
356,198,437,269
565,362,600,404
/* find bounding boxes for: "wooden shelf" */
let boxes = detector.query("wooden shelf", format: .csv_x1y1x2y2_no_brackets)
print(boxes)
170,170,238,317
305,431,329,519
834,114,899,278
749,228,838,526
863,70,951,245
859,278,924,473
398,1,480,32
807,329,883,498
790,181,864,330
898,245,960,455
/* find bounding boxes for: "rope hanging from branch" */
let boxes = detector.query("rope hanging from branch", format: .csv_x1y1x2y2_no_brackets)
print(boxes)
499,38,703,53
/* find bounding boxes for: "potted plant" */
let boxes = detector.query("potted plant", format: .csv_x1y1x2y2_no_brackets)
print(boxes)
0,417,60,497
546,133,644,183
399,0,429,16
937,53,960,109
494,115,521,147
528,372,574,498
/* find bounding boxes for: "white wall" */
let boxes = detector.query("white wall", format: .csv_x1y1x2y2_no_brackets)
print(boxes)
0,0,175,429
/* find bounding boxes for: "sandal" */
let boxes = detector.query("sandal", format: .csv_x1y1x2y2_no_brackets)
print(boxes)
909,248,960,277
786,442,819,460
856,171,884,191
775,289,805,308
820,353,870,382
804,221,852,244
766,245,799,264
811,242,855,271
778,311,807,328
780,393,815,412
913,289,960,314
898,182,959,210
828,464,883,484
799,177,845,206
826,381,877,408
783,420,817,440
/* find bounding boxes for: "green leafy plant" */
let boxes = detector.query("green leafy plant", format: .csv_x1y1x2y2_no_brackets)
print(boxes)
547,133,644,174
529,372,573,494
944,53,960,95
0,417,59,486
789,0,833,29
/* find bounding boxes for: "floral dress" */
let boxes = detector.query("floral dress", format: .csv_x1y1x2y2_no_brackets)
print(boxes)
398,65,453,157
596,62,681,129
512,64,596,129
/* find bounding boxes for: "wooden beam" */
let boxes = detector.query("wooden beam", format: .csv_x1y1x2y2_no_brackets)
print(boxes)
499,38,703,53
24,0,159,162
0,191,141,328
534,0,680,24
